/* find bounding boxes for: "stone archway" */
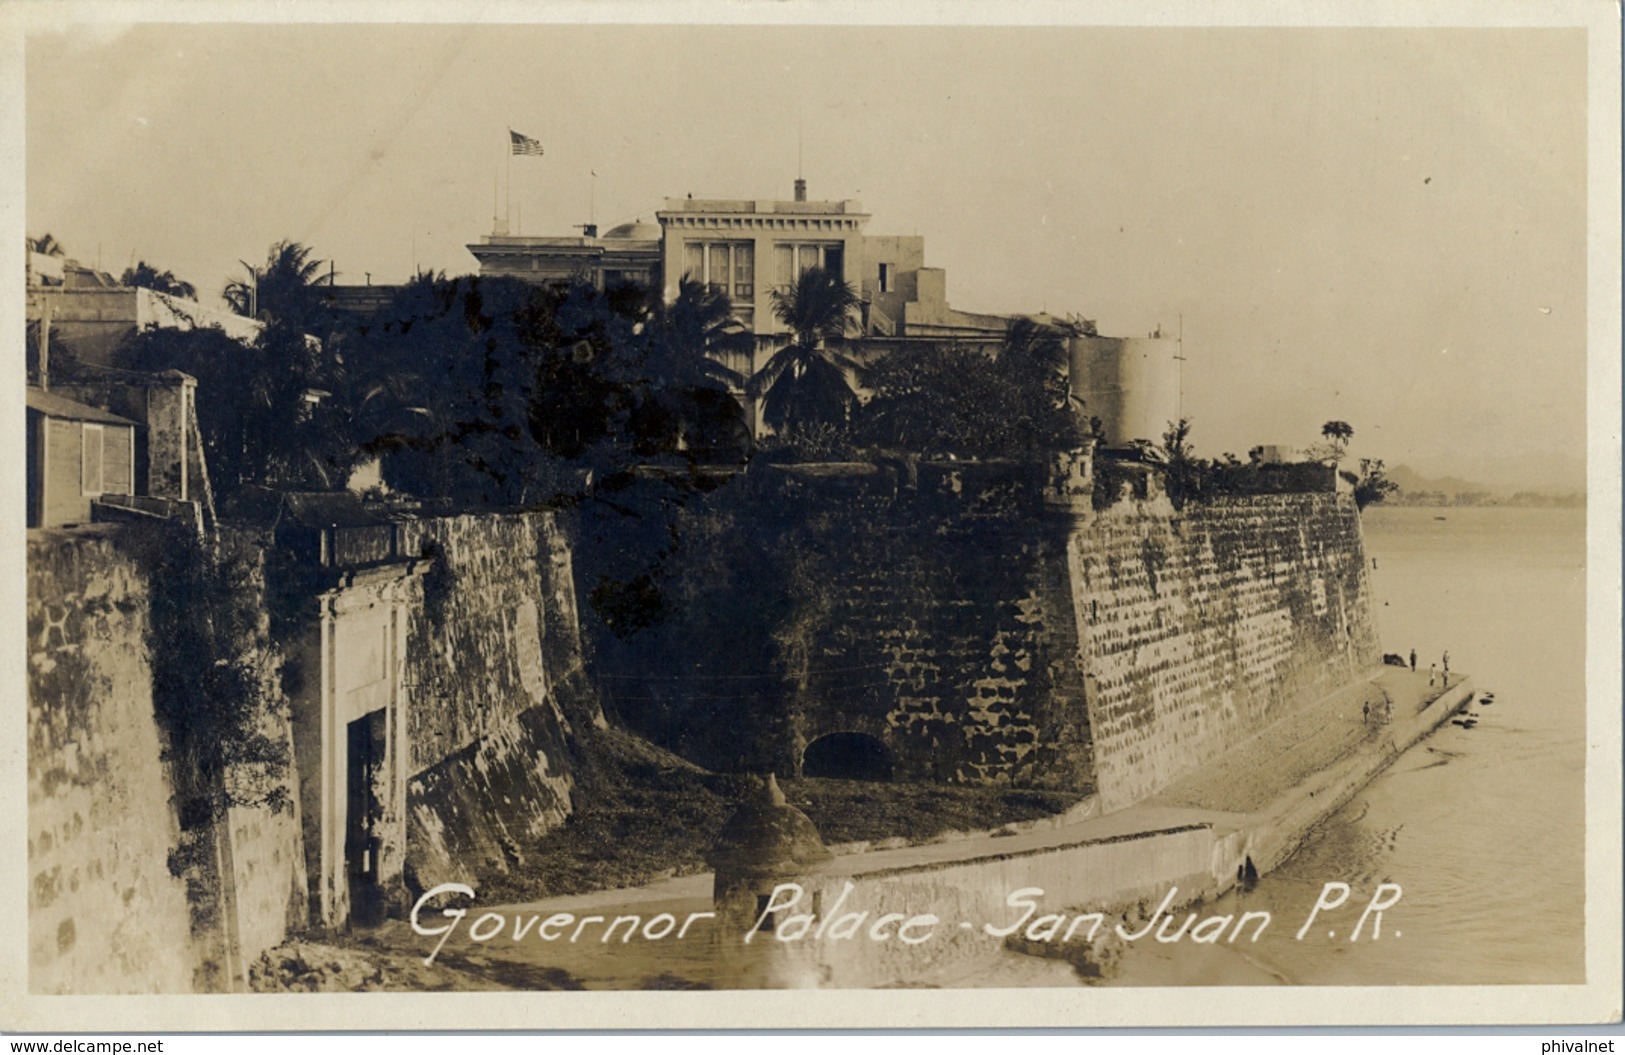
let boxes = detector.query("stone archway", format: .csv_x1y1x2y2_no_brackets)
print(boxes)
802,732,894,782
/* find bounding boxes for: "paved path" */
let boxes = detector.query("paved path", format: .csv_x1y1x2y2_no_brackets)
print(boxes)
1146,668,1451,814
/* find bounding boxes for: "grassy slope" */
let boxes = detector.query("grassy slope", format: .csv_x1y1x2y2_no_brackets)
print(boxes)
478,723,1086,903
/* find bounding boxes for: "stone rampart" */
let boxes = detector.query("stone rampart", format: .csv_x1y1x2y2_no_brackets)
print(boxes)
27,529,203,992
578,464,1381,812
26,527,305,992
396,512,590,893
28,509,596,988
1072,493,1382,811
781,463,1092,788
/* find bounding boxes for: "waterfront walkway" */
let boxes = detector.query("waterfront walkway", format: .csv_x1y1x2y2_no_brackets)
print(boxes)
1148,667,1457,815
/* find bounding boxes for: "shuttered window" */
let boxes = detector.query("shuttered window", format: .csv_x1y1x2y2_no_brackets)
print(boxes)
80,423,104,496
102,425,133,496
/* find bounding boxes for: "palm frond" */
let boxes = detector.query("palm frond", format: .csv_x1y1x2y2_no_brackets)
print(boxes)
746,344,806,399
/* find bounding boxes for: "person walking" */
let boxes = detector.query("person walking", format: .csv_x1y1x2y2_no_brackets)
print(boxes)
1429,662,1437,687
1409,649,1417,672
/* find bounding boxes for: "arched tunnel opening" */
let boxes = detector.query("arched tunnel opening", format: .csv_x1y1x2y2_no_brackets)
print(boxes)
802,732,895,782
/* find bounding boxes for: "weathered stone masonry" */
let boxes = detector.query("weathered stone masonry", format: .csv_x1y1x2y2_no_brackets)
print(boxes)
1071,492,1381,811
397,512,594,895
28,530,200,993
586,464,1382,811
27,529,306,994
28,511,593,991
781,463,1093,789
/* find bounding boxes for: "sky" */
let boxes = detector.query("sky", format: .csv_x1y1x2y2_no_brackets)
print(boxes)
22,17,1595,489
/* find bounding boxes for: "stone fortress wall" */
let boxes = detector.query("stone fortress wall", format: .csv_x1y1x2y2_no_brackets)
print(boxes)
26,512,589,992
653,461,1382,808
1071,492,1382,810
26,459,1382,991
27,529,213,993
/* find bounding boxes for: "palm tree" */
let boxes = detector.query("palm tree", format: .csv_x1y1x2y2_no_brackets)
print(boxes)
122,260,197,300
749,266,863,434
646,277,752,391
26,233,65,258
638,277,753,456
223,240,327,325
1311,419,1356,465
996,316,1069,380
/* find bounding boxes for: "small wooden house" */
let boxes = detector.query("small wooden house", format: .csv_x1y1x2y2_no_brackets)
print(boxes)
27,387,139,528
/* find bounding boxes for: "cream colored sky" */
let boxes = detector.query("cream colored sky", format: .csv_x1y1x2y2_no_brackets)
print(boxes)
24,21,1590,488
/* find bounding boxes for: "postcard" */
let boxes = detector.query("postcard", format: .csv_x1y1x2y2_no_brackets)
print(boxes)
3,0,1620,1033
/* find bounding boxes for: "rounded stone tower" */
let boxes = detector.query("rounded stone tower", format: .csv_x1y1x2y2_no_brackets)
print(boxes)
1067,335,1182,447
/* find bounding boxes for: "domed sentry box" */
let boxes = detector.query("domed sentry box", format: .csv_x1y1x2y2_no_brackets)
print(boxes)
706,773,833,937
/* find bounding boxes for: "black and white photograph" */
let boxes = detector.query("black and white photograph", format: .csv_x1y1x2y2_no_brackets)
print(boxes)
6,0,1620,1032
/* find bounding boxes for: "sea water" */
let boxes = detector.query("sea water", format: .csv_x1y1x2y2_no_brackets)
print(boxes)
1098,504,1589,986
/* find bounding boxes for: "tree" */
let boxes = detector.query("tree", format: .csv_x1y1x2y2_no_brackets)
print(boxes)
116,319,355,498
525,278,646,467
634,277,752,459
1313,420,1355,463
26,233,65,258
994,317,1079,453
344,275,548,502
1157,417,1205,509
856,343,1014,455
121,260,197,300
223,240,328,328
749,267,863,435
1343,458,1398,511
997,316,1070,380
855,317,1079,458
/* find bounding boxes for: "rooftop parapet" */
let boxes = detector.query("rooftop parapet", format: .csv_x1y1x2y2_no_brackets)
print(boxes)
660,197,865,216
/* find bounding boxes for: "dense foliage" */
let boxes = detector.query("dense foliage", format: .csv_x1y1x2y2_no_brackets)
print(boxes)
105,237,1396,519
118,321,356,496
1149,418,1396,512
1343,458,1399,511
749,267,864,436
121,260,197,300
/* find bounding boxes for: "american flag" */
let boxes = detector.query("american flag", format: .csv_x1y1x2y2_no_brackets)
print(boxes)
510,129,544,156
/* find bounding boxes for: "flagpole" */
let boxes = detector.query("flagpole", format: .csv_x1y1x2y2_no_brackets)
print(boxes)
505,128,512,233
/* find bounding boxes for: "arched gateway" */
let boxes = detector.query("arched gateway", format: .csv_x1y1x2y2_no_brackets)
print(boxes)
801,732,895,782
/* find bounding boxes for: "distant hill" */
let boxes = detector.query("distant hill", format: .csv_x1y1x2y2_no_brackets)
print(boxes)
1386,464,1585,508
1386,464,1502,496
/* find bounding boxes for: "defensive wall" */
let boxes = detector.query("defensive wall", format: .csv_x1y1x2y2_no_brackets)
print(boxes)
1073,491,1381,811
27,527,304,993
396,513,593,896
26,511,590,992
581,458,1383,812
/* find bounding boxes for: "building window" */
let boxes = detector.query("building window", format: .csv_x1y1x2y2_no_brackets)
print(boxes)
682,242,754,301
878,262,892,293
81,423,104,497
775,243,844,287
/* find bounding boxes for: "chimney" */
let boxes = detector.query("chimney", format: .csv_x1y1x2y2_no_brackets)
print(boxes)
794,178,807,202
